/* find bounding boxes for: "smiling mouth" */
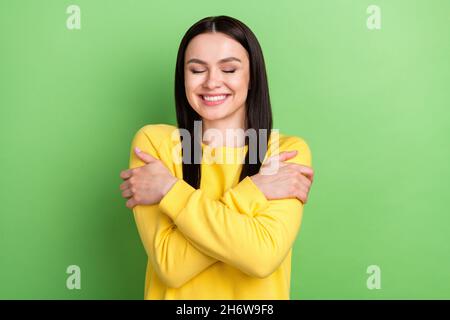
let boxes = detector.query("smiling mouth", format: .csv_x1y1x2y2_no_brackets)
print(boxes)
199,94,231,106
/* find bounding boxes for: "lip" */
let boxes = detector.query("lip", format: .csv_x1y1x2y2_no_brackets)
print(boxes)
198,94,231,107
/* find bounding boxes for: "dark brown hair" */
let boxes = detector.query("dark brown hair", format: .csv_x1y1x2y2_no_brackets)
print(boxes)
174,15,273,188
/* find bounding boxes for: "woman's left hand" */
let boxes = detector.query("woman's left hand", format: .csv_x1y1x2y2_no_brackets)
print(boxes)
120,147,178,209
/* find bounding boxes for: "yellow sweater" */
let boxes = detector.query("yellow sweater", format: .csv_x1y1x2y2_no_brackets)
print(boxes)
128,124,312,299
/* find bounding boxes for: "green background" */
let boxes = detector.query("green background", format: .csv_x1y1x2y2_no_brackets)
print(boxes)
1,0,449,299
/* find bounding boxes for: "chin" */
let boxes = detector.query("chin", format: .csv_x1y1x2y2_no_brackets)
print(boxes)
197,109,231,121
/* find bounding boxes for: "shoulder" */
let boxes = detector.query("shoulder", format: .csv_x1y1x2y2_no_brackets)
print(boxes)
268,131,312,166
131,123,179,149
129,124,180,169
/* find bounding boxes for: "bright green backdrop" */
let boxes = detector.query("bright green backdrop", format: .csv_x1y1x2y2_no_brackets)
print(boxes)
1,0,449,299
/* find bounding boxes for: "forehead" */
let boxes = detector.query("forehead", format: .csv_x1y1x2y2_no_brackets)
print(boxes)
185,32,248,62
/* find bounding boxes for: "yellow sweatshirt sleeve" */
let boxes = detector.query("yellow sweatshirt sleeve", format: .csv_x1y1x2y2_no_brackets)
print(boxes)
159,137,312,278
129,126,216,288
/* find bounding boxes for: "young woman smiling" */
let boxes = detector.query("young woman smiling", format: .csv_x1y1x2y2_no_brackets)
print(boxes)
119,16,315,300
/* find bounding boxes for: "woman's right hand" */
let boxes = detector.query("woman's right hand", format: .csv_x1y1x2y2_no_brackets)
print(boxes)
250,150,314,204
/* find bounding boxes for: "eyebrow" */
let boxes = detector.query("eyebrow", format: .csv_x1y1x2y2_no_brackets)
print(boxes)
186,57,242,65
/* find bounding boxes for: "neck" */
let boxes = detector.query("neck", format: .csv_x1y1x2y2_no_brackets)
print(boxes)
202,110,247,148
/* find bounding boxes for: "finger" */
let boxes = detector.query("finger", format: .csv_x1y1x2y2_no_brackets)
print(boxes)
134,147,158,164
300,180,312,204
297,190,307,204
299,166,314,183
119,180,130,191
126,197,137,209
120,169,133,180
277,150,298,162
289,164,314,183
298,173,312,189
121,188,133,198
264,150,297,166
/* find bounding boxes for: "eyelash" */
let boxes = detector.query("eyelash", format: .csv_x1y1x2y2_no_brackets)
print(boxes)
191,70,236,74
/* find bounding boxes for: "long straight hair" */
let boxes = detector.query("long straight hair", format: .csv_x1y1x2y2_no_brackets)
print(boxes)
174,16,273,189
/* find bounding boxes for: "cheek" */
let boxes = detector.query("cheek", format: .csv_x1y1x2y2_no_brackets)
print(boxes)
228,76,249,99
185,76,201,98
185,75,193,91
230,69,249,89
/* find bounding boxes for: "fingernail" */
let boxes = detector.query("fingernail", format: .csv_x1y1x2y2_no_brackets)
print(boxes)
134,147,141,153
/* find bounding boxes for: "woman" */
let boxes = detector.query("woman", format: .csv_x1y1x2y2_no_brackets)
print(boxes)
119,15,314,299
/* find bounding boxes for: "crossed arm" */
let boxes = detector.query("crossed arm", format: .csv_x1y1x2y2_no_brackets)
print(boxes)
127,128,312,288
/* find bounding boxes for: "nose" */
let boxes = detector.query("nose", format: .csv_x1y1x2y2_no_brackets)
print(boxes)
202,68,223,90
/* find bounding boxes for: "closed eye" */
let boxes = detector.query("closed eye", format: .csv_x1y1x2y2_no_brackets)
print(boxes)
190,69,236,74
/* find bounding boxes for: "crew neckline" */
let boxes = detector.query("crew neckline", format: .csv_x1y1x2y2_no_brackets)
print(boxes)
201,142,248,150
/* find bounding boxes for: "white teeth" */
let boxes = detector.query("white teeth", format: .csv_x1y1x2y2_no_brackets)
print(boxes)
203,95,227,101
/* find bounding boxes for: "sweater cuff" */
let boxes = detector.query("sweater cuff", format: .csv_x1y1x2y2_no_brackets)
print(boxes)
159,179,196,221
231,176,269,208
